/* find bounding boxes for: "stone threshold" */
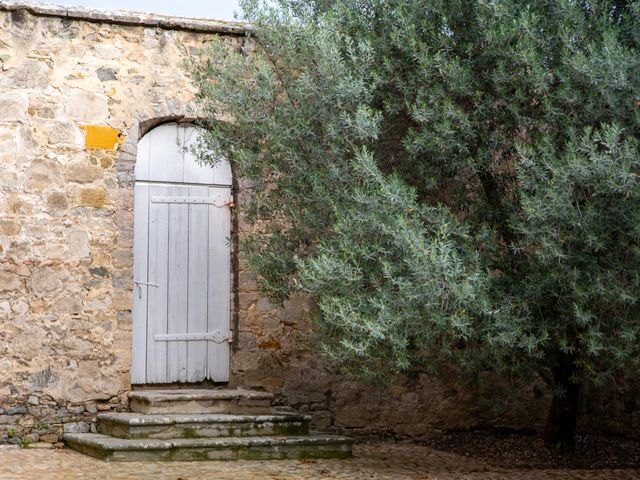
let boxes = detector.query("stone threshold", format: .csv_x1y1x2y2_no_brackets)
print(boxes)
127,389,276,415
128,389,274,402
0,0,251,34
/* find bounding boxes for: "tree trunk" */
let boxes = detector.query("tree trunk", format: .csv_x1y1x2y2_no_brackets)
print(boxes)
544,354,580,449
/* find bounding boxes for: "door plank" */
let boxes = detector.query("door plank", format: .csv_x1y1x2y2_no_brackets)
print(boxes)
207,186,231,382
212,155,233,187
145,184,170,383
182,125,215,185
166,185,190,382
187,186,210,381
134,131,151,184
131,183,150,384
148,124,183,183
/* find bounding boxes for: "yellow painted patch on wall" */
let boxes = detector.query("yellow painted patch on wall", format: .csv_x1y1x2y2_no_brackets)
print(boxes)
81,125,122,150
79,188,107,208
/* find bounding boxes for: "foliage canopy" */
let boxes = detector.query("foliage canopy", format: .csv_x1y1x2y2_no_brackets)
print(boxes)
190,0,640,443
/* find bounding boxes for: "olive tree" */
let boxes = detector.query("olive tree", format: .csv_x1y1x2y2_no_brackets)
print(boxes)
189,0,640,447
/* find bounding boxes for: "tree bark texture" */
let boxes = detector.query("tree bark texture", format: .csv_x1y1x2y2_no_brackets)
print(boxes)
544,353,580,449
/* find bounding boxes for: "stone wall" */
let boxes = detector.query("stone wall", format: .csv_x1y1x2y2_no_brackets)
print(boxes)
0,3,632,449
0,4,249,446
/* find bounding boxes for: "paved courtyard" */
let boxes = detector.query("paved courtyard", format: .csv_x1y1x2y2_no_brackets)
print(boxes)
0,442,637,480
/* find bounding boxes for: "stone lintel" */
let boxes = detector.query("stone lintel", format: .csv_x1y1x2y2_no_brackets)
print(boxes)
0,0,251,35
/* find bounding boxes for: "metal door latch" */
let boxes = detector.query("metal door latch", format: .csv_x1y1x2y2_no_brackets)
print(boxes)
133,280,159,298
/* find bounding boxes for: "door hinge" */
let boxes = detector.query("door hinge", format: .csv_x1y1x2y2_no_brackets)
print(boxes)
151,196,234,208
154,330,233,343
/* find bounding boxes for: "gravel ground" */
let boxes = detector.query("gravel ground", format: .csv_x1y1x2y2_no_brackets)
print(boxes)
0,441,638,479
423,430,640,469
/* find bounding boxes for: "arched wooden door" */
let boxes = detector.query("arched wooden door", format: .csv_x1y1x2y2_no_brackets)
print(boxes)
131,123,232,384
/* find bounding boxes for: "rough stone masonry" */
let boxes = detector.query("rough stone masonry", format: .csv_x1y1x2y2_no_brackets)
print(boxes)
0,1,635,449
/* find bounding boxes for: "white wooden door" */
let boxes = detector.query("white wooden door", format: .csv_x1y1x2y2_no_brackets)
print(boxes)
131,123,233,384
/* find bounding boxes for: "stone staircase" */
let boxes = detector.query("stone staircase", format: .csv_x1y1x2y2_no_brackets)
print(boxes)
63,389,353,461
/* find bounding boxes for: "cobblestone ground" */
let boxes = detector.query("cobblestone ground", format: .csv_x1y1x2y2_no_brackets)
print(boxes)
0,443,637,480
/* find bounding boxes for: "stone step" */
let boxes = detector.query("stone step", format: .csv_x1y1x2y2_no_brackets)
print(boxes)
97,412,310,439
64,433,354,461
128,389,274,415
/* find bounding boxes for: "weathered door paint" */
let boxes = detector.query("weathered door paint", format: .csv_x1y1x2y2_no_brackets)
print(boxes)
131,123,232,384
